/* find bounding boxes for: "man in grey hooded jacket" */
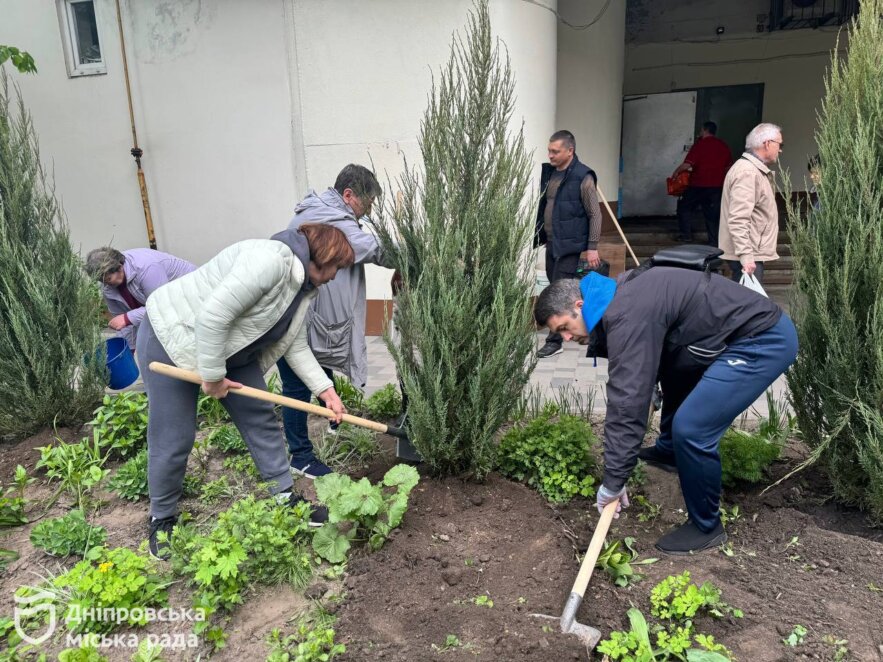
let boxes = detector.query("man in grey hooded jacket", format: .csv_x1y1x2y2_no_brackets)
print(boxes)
279,164,394,477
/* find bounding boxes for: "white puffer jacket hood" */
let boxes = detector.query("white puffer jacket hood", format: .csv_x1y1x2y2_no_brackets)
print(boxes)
145,239,332,396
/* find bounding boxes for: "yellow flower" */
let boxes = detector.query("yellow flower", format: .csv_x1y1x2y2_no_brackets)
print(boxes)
98,562,113,573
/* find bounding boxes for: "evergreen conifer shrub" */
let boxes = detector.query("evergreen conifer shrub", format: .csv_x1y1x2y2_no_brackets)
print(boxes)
375,1,536,477
785,0,883,521
0,70,104,438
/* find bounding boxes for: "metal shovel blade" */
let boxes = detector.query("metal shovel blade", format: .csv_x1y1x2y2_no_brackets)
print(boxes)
532,593,603,651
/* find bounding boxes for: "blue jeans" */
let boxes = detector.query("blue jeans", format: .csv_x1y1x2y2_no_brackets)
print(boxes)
277,358,333,462
655,315,798,531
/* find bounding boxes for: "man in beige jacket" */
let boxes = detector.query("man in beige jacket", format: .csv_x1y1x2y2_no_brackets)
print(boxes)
718,123,783,283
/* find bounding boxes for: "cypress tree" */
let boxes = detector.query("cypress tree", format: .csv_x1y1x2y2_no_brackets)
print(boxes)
785,0,883,521
376,1,536,478
0,70,104,439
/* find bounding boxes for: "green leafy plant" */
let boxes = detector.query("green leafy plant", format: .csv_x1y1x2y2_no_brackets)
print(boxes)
498,412,597,503
635,495,661,522
595,537,658,587
57,644,109,662
719,429,781,486
0,481,26,529
108,449,148,501
11,465,33,500
312,465,419,563
223,454,261,480
170,496,313,619
131,638,165,662
207,424,248,454
313,424,380,474
0,69,105,439
374,1,536,478
36,432,110,509
199,475,236,505
430,634,464,653
48,546,169,634
265,623,345,662
650,572,743,622
0,548,19,572
197,393,230,428
89,393,148,458
364,384,402,420
718,504,742,527
29,509,106,557
332,375,365,413
783,624,808,647
0,46,37,74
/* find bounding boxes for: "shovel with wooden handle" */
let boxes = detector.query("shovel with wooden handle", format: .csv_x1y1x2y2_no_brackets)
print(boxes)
532,500,620,652
148,361,410,440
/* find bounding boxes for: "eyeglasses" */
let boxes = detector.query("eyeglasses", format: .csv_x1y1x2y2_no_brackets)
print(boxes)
767,139,784,149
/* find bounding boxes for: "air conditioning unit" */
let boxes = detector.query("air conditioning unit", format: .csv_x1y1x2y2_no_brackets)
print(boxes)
769,0,858,31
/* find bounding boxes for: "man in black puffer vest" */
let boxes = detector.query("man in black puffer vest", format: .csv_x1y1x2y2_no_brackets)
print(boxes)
534,130,603,358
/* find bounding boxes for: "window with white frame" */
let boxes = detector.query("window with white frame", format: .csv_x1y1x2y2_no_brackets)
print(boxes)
58,0,106,76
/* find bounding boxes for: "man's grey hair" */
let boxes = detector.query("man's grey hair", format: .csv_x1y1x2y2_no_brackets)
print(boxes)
85,247,125,282
334,164,382,200
534,279,582,326
745,123,782,151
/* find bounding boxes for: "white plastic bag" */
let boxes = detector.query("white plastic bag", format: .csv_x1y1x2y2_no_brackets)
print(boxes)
739,273,768,298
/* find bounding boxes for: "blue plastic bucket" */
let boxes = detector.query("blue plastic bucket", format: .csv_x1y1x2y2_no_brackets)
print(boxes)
105,337,139,389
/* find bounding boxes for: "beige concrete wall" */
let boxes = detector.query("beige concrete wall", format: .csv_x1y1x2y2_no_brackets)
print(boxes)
624,28,842,187
556,0,626,200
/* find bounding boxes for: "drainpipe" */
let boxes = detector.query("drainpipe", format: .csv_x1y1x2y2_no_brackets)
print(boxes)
114,0,157,249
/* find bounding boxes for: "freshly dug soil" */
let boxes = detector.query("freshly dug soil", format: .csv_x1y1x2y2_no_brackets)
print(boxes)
336,440,883,661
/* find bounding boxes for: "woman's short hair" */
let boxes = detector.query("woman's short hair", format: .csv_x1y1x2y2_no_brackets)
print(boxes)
85,247,126,282
297,223,355,269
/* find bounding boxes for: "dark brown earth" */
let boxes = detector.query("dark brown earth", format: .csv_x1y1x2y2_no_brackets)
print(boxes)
336,439,883,661
2,426,882,661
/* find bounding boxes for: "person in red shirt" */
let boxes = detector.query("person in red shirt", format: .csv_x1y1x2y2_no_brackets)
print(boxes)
672,121,732,246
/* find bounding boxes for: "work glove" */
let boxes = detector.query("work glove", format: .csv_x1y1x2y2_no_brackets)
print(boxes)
596,485,629,518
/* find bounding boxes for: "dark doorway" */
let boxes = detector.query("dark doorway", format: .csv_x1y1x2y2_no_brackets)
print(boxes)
694,84,765,161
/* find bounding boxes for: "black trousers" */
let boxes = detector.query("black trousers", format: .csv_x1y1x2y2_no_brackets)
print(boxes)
544,250,580,345
677,186,723,247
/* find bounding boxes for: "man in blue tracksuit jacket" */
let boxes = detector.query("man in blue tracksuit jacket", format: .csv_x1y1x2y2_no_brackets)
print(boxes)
533,267,798,554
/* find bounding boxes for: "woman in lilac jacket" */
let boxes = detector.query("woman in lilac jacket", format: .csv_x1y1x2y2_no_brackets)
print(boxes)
85,247,196,348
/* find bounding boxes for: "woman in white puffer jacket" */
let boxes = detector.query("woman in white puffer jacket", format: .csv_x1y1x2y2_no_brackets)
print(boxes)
138,223,354,559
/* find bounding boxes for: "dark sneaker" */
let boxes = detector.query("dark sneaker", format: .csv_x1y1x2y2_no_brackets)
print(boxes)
638,445,678,473
285,492,329,528
655,520,727,555
148,515,178,561
537,341,563,358
290,457,333,479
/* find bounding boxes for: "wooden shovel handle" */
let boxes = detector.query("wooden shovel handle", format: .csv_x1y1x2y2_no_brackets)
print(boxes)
597,185,640,267
148,361,391,434
571,500,620,599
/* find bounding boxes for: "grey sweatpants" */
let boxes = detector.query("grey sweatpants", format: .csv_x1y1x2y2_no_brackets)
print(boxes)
136,316,294,519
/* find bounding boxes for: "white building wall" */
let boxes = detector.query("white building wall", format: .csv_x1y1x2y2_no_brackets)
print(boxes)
1,0,558,303
556,0,626,204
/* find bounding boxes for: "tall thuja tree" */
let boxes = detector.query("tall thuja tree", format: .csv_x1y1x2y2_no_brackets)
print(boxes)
0,69,104,439
376,1,536,478
785,0,883,521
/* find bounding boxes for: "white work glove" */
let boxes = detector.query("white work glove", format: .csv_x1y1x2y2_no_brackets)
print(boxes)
596,485,629,518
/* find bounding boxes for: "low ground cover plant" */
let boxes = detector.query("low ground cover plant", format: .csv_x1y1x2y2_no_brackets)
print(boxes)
595,537,658,587
30,509,107,557
36,432,109,509
363,384,402,420
498,411,597,502
169,496,314,646
89,393,148,458
598,571,741,661
313,424,380,474
207,424,248,454
46,546,170,634
719,429,782,486
108,449,149,501
312,464,419,563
